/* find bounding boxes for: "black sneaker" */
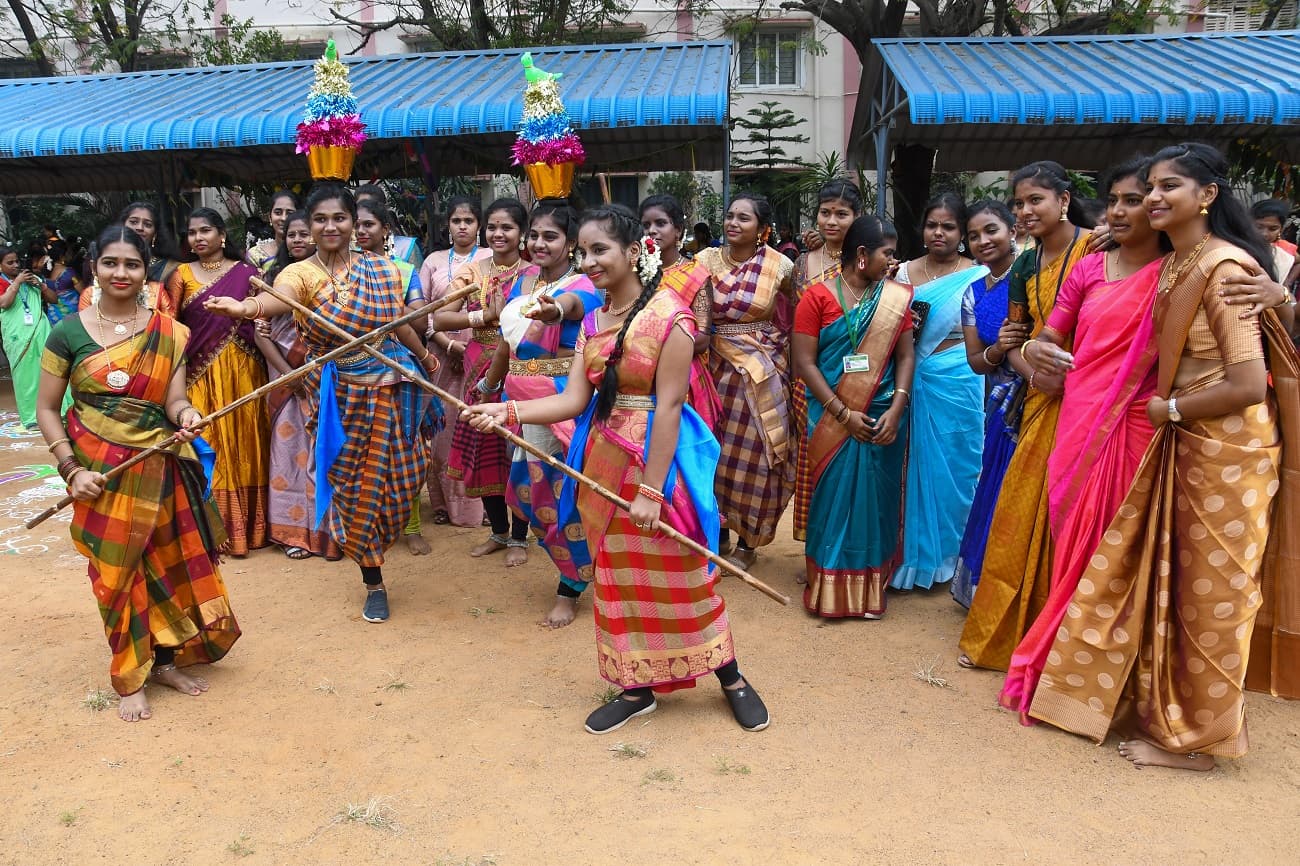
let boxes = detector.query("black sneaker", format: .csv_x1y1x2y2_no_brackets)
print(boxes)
723,680,770,732
583,693,657,734
362,588,390,623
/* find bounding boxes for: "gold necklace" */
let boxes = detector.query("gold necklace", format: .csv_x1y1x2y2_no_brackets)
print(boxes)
721,245,753,270
95,303,139,390
492,258,518,275
198,258,225,272
1159,234,1211,294
314,253,352,301
921,255,961,284
824,245,843,263
607,294,638,317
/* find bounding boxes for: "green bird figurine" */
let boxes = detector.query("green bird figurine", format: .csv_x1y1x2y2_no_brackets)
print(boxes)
521,52,562,83
325,39,337,62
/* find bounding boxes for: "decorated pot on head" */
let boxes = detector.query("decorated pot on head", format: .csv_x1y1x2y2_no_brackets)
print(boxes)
296,40,368,180
513,52,585,199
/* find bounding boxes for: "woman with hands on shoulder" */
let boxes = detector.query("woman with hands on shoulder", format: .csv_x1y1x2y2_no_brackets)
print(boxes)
37,224,240,723
794,214,914,620
462,204,770,736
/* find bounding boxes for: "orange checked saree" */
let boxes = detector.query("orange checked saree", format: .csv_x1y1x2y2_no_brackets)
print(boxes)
42,312,240,697
1029,246,1300,756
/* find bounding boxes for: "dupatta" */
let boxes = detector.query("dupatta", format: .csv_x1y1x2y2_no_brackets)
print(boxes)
177,261,260,384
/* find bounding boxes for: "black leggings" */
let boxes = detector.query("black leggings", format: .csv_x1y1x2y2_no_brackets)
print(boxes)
155,645,176,667
483,495,528,541
362,565,383,586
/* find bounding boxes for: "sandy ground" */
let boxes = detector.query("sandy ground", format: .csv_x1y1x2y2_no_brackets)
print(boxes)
0,398,1297,866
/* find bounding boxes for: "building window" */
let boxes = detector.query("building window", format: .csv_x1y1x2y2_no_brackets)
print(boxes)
286,41,329,61
135,52,190,71
1202,0,1297,30
0,57,42,79
735,29,802,89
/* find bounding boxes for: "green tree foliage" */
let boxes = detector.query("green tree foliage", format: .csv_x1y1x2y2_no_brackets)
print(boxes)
331,0,637,52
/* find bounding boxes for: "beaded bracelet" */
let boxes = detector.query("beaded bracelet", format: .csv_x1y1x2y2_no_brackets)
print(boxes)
1028,371,1039,391
637,483,665,504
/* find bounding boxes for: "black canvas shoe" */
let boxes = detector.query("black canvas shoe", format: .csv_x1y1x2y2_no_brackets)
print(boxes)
723,681,770,732
583,693,657,734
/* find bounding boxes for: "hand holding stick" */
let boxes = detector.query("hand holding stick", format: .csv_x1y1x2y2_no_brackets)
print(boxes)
24,284,476,530
253,277,791,606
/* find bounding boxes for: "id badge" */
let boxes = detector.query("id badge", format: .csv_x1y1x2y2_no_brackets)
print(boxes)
843,353,871,374
23,310,34,326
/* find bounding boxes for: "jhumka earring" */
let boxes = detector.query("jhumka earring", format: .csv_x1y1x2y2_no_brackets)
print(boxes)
1199,203,1210,216
1059,205,1069,222
384,234,395,258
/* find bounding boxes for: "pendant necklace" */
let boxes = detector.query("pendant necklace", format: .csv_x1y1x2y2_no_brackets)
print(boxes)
315,253,351,301
98,306,135,336
96,303,138,390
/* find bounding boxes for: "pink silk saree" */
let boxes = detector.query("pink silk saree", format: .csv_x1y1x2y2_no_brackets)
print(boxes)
999,253,1163,719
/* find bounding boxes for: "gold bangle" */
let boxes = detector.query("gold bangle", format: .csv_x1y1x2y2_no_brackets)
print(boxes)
1019,341,1033,364
895,388,910,400
47,437,71,453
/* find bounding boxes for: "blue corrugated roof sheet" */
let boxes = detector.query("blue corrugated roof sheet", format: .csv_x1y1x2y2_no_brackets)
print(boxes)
0,41,730,192
876,30,1300,127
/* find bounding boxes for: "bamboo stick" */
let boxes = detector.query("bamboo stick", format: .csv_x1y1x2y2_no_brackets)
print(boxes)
24,283,477,530
254,277,791,606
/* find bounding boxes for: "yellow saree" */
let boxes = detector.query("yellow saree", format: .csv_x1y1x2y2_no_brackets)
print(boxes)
959,239,1088,669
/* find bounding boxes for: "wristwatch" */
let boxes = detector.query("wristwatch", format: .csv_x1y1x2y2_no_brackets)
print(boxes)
1167,397,1182,423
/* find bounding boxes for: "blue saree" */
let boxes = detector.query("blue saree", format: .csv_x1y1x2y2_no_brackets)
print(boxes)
951,270,1020,607
893,266,988,590
802,280,913,618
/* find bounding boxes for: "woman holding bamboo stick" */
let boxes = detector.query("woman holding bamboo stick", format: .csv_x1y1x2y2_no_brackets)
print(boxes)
464,204,770,735
203,183,440,624
36,225,240,722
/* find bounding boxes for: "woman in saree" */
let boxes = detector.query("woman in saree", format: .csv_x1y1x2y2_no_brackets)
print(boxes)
247,189,301,274
789,181,861,545
463,205,769,735
42,240,81,324
1028,143,1299,770
433,199,531,565
36,225,240,722
356,197,431,555
168,208,269,556
796,215,915,619
478,200,603,628
417,196,490,528
1,248,60,429
252,211,339,562
952,200,1025,607
79,202,181,317
996,159,1167,716
697,193,795,570
959,162,1091,670
894,193,985,591
205,184,439,624
639,194,721,428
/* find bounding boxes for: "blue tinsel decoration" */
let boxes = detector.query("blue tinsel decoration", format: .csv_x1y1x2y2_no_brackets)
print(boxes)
519,113,571,143
304,93,359,123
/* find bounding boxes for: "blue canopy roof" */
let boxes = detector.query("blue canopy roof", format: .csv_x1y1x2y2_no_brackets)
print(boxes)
867,30,1300,171
0,41,731,194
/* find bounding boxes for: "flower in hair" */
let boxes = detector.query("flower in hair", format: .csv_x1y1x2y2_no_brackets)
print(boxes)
638,235,662,285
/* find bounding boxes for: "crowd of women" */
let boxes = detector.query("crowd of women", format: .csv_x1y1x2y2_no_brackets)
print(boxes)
20,141,1300,767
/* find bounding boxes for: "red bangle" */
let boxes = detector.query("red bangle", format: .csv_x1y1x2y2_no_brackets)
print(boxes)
637,483,665,504
505,399,519,426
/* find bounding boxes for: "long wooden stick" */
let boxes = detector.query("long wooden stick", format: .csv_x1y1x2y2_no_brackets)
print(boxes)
24,284,477,530
255,277,792,606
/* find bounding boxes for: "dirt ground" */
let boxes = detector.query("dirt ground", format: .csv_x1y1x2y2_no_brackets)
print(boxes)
0,397,1296,866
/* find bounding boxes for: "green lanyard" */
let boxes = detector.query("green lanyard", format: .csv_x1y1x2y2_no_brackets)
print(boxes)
834,275,879,348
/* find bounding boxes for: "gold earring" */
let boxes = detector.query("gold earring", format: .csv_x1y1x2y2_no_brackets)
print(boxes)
1199,203,1210,216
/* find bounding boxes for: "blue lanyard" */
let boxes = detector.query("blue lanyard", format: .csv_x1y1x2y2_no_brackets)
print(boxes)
449,244,478,277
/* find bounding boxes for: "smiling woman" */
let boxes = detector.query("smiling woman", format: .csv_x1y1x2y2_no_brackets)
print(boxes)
167,208,269,556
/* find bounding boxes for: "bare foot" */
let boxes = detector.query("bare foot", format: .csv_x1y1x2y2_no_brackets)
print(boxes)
118,690,151,722
469,536,507,557
404,534,432,556
957,653,976,669
1118,740,1215,771
505,544,529,568
793,569,807,585
542,595,579,629
151,665,209,696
